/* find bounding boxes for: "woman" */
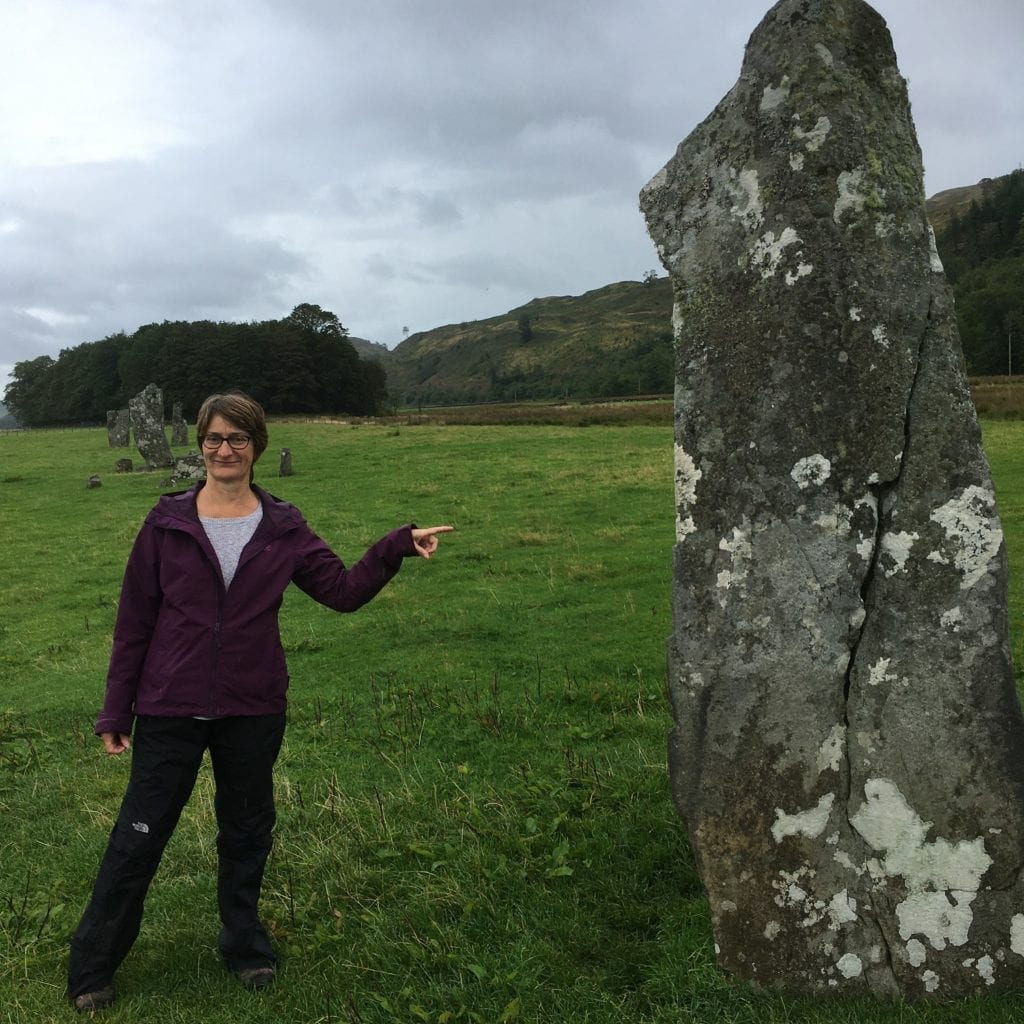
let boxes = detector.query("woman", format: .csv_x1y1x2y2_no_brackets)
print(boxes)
68,391,452,1012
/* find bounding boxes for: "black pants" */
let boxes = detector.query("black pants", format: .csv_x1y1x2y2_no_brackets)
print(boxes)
67,713,286,998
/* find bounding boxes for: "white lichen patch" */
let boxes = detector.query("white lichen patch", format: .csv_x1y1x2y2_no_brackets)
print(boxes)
793,115,831,152
834,849,858,872
834,168,867,224
790,152,805,171
922,969,940,993
764,920,782,940
828,891,858,928
674,443,702,542
849,307,862,322
1010,913,1024,956
929,485,1003,590
976,954,995,985
785,262,814,286
880,530,919,575
940,606,962,631
872,324,890,349
728,168,764,232
928,225,945,273
772,867,829,928
760,76,790,112
816,725,846,773
791,454,831,490
772,793,835,843
867,657,897,687
906,938,927,967
836,952,863,978
750,226,801,279
851,778,993,950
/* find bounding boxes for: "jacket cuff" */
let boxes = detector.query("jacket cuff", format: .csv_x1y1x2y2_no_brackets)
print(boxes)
399,523,418,558
95,713,134,738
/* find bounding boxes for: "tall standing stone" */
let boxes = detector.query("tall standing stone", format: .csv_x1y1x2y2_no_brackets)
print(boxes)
171,402,189,446
106,409,129,447
128,384,173,469
641,0,1024,999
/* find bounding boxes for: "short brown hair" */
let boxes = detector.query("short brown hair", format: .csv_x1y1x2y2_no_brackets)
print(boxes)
196,392,269,462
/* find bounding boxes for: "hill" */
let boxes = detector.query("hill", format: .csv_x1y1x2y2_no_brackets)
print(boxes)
926,176,1006,235
347,335,390,361
384,277,674,406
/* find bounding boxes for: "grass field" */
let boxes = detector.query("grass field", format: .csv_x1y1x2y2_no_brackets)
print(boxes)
0,420,1022,1023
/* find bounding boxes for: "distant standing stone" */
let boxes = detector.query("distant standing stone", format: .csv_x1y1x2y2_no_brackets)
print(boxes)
279,448,293,477
86,474,102,489
114,458,133,473
171,402,189,446
106,409,129,448
641,0,1024,1000
128,384,173,469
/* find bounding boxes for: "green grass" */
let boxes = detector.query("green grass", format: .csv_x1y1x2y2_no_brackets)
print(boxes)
0,421,1022,1023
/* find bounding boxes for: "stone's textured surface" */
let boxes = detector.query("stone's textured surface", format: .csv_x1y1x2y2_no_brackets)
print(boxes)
114,458,134,473
160,452,206,488
106,409,129,447
171,402,189,446
641,0,1024,1000
279,448,294,477
128,384,173,469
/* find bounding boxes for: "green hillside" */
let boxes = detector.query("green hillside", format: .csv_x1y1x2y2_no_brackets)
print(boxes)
384,277,674,406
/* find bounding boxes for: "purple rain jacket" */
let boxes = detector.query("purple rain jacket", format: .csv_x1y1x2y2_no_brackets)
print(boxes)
94,483,417,737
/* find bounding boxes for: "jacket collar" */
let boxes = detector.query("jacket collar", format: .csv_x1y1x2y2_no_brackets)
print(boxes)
147,482,301,540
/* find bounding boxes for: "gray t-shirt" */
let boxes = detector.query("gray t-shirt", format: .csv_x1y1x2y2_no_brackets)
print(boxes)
199,505,264,589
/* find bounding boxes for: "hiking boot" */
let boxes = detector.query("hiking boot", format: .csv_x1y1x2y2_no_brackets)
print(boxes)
236,966,275,990
72,986,115,1012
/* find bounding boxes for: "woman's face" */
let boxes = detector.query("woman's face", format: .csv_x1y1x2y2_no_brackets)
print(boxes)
201,413,255,486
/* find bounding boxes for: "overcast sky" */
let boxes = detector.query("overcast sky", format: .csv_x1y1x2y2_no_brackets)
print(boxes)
2,0,1021,390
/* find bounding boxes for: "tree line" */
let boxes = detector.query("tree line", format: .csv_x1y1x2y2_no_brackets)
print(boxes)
3,305,387,427
934,168,1024,375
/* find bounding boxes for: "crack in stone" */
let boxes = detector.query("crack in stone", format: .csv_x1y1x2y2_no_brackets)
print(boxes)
837,298,935,989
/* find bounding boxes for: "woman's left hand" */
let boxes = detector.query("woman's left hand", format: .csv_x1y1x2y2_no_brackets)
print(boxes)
412,525,454,559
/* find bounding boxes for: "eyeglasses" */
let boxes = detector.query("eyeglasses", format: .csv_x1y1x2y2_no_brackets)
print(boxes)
201,433,252,451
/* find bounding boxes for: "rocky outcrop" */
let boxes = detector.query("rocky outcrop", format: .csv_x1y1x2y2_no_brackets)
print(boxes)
641,0,1024,999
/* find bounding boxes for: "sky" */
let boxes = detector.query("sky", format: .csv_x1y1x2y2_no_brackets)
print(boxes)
1,0,1021,390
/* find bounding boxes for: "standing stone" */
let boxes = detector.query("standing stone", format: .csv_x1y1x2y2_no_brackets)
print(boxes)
641,0,1024,1000
128,384,173,470
171,402,189,446
106,409,129,447
114,458,134,473
279,448,293,477
85,474,102,489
